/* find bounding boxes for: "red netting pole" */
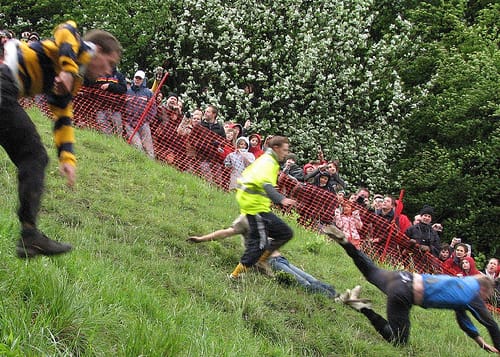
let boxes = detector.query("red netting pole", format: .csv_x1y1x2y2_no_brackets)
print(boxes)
381,189,405,260
127,71,170,144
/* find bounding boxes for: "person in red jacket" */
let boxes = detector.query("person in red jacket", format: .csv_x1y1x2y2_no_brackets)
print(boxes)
442,242,469,275
248,133,264,159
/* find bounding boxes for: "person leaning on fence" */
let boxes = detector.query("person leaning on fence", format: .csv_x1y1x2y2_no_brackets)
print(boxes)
405,205,441,257
84,66,127,135
229,136,297,279
0,21,122,258
322,224,500,354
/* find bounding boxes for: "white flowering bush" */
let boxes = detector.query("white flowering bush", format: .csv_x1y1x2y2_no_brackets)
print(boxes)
166,0,420,191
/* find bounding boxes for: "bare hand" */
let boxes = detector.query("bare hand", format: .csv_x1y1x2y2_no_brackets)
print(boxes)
59,162,76,188
186,236,201,243
281,198,296,208
419,245,430,253
475,336,499,353
54,71,75,95
100,83,110,91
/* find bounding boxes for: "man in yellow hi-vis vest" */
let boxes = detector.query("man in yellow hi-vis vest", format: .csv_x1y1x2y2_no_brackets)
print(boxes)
230,136,296,279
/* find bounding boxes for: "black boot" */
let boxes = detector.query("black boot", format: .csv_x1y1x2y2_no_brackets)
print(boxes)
16,228,72,258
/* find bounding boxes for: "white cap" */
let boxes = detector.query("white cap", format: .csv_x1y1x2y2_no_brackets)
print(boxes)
134,70,145,79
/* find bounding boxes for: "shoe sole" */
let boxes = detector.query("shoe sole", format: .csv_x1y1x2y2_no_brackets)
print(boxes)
322,226,348,243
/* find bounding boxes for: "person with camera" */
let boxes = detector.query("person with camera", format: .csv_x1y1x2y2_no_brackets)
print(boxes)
442,241,469,275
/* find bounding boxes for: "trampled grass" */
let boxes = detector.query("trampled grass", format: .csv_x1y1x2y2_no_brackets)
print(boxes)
0,108,497,356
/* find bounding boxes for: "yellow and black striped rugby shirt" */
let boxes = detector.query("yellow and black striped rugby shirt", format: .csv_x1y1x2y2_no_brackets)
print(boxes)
6,20,95,167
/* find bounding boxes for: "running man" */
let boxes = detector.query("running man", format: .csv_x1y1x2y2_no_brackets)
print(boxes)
1,21,122,258
322,224,500,353
229,136,296,279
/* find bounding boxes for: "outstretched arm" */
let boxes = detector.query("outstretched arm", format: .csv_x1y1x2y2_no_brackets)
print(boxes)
187,227,237,243
456,298,500,352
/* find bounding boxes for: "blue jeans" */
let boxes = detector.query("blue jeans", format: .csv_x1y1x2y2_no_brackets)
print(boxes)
269,255,337,297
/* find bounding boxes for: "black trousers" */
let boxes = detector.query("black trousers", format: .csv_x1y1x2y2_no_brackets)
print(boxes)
0,65,48,227
341,242,414,345
240,211,293,267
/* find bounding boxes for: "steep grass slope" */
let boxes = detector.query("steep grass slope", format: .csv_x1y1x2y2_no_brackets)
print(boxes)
0,108,496,356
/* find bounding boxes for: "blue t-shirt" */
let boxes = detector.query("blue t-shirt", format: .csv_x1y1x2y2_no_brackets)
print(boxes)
421,274,479,309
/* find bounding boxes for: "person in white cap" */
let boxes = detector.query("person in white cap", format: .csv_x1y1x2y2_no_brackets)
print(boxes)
125,69,156,158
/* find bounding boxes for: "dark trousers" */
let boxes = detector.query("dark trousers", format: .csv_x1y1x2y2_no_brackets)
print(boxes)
341,242,414,345
0,65,48,227
240,211,293,267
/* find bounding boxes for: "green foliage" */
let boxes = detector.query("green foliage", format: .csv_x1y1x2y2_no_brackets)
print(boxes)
396,2,499,256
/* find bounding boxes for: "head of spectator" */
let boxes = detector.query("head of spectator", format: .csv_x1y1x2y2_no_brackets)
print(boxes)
485,258,499,278
235,136,249,152
418,205,434,225
166,92,178,110
371,194,383,211
284,153,297,165
248,133,264,158
460,256,480,276
454,243,469,260
132,70,146,89
229,123,243,138
438,243,451,262
342,201,353,216
191,109,203,126
155,92,164,105
381,196,395,214
355,187,370,207
225,128,237,146
303,163,315,176
315,172,331,190
326,161,338,175
21,31,30,42
336,190,346,203
203,105,218,124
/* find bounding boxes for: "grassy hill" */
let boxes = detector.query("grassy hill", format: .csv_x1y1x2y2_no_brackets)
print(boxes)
0,108,497,356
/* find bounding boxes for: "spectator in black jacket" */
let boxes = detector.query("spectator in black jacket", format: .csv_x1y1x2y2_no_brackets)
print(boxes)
84,66,127,135
282,153,304,181
405,205,441,257
201,105,226,139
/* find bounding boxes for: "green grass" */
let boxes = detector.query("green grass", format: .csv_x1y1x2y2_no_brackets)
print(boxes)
0,108,497,356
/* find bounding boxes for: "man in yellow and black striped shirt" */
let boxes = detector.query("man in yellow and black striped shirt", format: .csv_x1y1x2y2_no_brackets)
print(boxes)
0,21,122,258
